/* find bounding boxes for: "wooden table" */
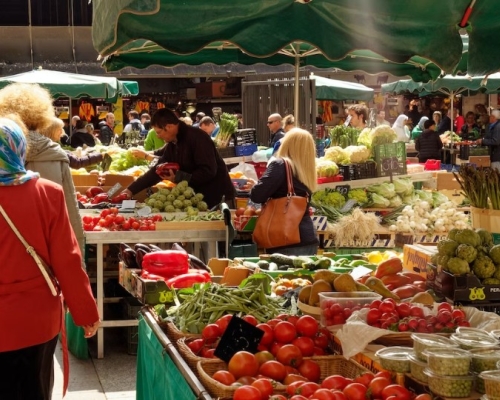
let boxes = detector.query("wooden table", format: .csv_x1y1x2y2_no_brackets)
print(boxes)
85,227,226,358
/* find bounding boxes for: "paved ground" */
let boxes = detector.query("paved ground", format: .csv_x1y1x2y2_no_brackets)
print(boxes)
52,329,137,400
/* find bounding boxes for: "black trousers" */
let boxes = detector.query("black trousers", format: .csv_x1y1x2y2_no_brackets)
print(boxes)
0,335,58,400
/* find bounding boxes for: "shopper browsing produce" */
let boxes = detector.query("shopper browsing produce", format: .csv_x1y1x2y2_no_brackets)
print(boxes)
415,119,443,162
0,117,99,399
250,127,318,255
120,108,235,208
476,109,500,172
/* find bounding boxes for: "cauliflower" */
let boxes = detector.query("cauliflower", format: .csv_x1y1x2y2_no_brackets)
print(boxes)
348,189,368,205
455,229,481,247
477,228,494,247
370,125,397,147
324,146,350,165
437,239,459,258
490,245,500,265
483,278,500,285
456,244,478,264
472,255,496,279
446,257,470,275
357,128,372,149
316,158,339,177
344,145,370,163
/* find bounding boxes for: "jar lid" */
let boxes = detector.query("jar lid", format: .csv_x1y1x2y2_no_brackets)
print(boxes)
451,333,499,348
375,346,413,361
408,352,428,366
479,370,500,382
411,333,456,346
425,368,474,380
423,347,471,359
469,347,500,359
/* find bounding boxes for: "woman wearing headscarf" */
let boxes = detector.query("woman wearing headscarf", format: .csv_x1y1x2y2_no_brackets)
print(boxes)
0,117,99,399
392,114,410,142
411,116,429,141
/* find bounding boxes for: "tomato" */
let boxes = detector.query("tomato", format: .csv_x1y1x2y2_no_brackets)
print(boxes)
290,396,308,400
314,332,329,349
287,315,300,326
379,300,396,314
297,359,321,382
295,315,319,337
366,309,382,325
228,351,260,379
259,360,287,382
409,306,424,318
212,370,236,385
414,395,432,400
270,341,284,357
370,299,382,309
257,323,274,346
233,385,262,400
267,319,281,328
202,324,222,343
131,221,140,230
236,376,256,385
243,315,259,326
287,380,308,396
186,338,205,355
82,215,93,224
313,347,326,356
297,382,321,398
283,374,307,386
114,214,125,224
255,351,275,365
109,207,119,214
331,390,348,400
292,336,315,357
276,344,303,367
122,221,131,230
343,383,368,400
368,377,392,399
322,375,350,391
274,321,297,343
381,385,411,400
354,372,374,387
252,378,274,400
451,309,466,321
437,302,453,313
100,209,111,217
312,388,337,400
396,303,411,318
270,395,287,400
374,370,392,380
215,314,233,333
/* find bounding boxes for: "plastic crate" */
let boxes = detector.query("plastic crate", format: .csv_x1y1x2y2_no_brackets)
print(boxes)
217,146,236,158
424,159,441,170
235,143,258,156
339,161,377,181
373,142,407,177
459,145,490,160
233,129,257,146
122,297,142,355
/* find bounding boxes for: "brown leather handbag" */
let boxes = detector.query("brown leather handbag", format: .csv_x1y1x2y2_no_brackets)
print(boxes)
252,160,308,249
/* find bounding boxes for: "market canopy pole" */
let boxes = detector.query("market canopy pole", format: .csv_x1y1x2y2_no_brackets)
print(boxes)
294,46,300,125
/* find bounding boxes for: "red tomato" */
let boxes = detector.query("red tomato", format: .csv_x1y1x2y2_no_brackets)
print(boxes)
343,383,368,400
233,385,262,400
312,388,337,400
287,380,308,396
200,347,216,358
297,382,321,398
215,314,233,333
267,319,282,328
313,347,326,356
212,370,236,385
290,396,308,400
295,315,319,337
379,300,396,314
274,321,297,343
122,221,131,230
202,324,222,343
259,360,286,382
437,302,453,313
297,359,321,382
100,209,111,217
414,395,432,400
109,207,119,214
270,396,287,400
257,323,274,346
314,332,330,349
270,342,284,357
396,303,411,318
114,214,125,224
368,377,392,399
287,315,300,326
236,376,256,385
82,215,93,224
283,374,307,386
374,370,392,380
331,390,348,400
243,315,259,326
186,338,205,355
366,309,382,325
370,299,382,309
409,306,425,318
228,351,260,379
255,351,275,365
131,221,140,230
292,336,315,357
381,385,411,400
353,372,374,387
252,378,274,400
451,309,466,321
276,344,303,368
321,375,349,391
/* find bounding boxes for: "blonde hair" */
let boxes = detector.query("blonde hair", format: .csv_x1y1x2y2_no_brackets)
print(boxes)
276,127,317,192
0,83,54,132
40,117,64,142
282,114,295,132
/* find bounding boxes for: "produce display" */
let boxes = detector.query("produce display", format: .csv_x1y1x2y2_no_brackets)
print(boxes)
374,346,412,373
143,180,208,213
425,348,471,376
424,369,474,398
81,207,162,231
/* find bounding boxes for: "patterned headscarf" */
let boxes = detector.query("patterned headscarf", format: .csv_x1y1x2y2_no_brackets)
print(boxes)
0,117,39,186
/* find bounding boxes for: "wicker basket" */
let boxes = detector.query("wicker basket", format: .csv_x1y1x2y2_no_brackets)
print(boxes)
177,337,216,376
197,355,369,399
163,320,202,344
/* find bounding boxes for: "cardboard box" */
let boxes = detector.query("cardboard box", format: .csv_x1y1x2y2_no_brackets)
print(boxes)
72,174,99,186
436,172,461,190
403,244,437,277
469,155,491,167
100,174,136,187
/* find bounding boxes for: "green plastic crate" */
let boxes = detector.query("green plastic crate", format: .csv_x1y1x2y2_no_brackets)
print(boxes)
373,142,407,177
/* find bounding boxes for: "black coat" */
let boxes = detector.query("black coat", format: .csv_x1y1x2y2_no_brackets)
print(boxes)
69,129,96,148
482,121,500,162
128,122,235,208
269,129,285,147
99,122,114,145
415,129,443,162
250,158,318,252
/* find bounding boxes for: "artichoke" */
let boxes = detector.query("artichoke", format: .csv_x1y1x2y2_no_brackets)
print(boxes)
489,245,500,265
456,244,478,264
472,255,496,279
454,229,482,248
437,239,460,258
446,257,470,275
448,228,460,242
476,228,494,248
483,278,500,285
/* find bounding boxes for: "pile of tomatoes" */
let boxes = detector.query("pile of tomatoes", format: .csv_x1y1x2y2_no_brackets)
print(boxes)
81,207,163,231
365,299,470,333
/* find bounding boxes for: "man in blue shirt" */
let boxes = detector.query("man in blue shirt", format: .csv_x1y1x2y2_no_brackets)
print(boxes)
199,116,220,138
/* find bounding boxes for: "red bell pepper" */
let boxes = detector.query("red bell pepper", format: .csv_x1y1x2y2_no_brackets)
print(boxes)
156,162,180,176
140,271,166,281
165,272,211,289
142,250,189,278
91,192,110,204
110,193,129,203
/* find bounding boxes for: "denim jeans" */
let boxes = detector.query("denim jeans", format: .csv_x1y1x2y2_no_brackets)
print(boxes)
274,244,318,256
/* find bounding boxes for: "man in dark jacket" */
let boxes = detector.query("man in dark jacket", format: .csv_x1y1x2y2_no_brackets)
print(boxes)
98,112,115,145
268,113,284,147
477,109,500,172
415,119,443,163
120,108,235,208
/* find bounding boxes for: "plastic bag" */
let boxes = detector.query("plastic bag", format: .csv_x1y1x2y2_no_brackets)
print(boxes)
251,149,270,163
230,162,258,182
65,312,89,359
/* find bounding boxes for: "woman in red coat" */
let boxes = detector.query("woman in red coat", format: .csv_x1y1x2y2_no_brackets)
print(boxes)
0,117,100,399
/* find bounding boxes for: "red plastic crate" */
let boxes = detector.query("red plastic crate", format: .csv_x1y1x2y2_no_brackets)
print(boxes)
317,175,344,184
249,162,267,179
424,159,441,170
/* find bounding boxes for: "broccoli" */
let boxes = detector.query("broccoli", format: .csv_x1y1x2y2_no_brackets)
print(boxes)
456,244,478,264
472,255,496,279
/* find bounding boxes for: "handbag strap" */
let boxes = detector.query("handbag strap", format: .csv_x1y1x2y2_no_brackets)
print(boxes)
0,204,59,296
283,159,295,196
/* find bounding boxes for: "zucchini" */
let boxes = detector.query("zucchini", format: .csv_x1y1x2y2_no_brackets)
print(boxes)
270,253,295,265
292,256,315,268
310,257,332,270
257,260,270,270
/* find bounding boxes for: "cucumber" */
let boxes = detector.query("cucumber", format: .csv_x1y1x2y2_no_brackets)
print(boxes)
334,258,350,267
292,256,314,268
270,253,295,265
349,260,369,267
310,257,332,270
257,260,270,270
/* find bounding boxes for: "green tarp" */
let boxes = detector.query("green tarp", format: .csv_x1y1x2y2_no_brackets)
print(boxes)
313,75,373,101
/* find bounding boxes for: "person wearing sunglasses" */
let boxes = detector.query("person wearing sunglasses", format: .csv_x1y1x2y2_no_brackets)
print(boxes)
267,113,285,148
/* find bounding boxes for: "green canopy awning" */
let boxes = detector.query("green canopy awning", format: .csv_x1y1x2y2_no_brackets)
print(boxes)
313,75,373,101
0,69,139,101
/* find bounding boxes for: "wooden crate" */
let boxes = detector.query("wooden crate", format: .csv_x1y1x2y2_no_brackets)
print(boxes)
436,172,461,190
469,155,491,167
156,220,225,231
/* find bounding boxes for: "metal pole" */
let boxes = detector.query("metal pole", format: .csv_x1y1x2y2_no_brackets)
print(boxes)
294,51,300,124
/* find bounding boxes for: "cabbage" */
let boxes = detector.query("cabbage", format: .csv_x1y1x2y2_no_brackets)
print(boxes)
316,158,339,177
324,146,350,165
389,195,403,208
393,178,414,196
432,191,449,208
367,182,396,199
371,193,390,208
402,193,419,205
344,145,371,163
415,190,433,203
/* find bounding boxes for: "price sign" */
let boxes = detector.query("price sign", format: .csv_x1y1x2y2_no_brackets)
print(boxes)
335,184,350,196
381,157,400,182
214,316,264,362
106,183,122,199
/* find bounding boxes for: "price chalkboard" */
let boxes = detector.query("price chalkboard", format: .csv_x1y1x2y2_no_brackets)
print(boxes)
381,157,400,173
335,185,350,196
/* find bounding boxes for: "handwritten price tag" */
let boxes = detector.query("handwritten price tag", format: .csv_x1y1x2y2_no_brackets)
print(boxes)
335,184,350,196
381,157,400,173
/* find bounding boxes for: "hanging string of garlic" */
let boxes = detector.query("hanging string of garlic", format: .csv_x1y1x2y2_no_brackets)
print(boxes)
330,208,383,246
